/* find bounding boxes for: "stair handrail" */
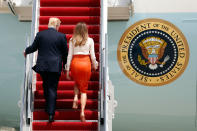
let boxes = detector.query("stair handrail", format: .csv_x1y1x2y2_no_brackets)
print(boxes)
99,0,108,130
20,0,39,130
27,0,40,124
20,36,31,131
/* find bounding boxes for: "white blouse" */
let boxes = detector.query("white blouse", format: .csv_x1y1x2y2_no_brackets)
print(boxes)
66,37,98,71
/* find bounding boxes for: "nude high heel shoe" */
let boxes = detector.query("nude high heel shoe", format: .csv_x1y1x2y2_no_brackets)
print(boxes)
72,100,78,109
80,114,86,122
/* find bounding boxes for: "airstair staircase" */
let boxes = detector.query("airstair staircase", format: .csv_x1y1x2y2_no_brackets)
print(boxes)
20,0,116,131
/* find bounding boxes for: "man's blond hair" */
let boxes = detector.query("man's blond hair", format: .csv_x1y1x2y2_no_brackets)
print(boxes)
48,17,61,28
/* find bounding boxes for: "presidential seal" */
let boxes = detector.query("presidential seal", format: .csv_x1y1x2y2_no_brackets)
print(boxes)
117,18,189,86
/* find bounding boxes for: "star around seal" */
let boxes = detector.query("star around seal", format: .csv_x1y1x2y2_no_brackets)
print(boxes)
117,18,189,86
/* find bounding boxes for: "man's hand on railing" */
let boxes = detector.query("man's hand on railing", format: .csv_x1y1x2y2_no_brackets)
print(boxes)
23,50,27,58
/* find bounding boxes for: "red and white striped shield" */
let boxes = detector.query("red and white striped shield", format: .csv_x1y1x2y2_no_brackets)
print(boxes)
148,56,158,64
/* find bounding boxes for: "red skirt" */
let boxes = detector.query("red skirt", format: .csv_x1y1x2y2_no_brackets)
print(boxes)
70,55,91,93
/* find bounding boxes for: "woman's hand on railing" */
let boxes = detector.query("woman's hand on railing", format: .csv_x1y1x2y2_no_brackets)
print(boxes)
92,61,99,71
94,61,99,70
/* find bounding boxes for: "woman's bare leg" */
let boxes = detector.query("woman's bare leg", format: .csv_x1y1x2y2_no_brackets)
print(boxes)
80,93,87,117
73,84,79,109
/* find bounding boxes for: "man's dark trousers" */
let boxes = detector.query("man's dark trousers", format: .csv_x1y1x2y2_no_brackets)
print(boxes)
40,72,60,115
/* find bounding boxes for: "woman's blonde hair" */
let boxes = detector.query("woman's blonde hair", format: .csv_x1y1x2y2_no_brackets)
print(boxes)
48,17,61,28
72,22,88,47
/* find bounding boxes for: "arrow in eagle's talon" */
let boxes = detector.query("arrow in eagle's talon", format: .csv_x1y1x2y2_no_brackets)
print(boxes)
160,64,164,68
160,55,170,68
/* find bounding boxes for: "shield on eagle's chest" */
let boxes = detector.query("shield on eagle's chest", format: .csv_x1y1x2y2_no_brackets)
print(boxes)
148,54,158,65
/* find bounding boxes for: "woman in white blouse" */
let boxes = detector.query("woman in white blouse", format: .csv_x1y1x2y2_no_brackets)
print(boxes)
66,22,98,122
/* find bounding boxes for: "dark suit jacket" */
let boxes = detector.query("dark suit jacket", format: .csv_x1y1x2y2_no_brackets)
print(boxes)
25,28,68,74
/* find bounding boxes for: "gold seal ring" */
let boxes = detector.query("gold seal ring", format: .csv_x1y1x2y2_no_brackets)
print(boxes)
117,18,189,86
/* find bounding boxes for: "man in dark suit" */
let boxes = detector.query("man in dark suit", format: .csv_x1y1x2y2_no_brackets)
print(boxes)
24,18,68,122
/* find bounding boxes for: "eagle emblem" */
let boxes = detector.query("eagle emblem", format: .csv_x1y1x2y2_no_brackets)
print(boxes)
139,37,170,70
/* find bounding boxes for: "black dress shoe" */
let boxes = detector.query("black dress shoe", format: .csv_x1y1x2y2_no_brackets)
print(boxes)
49,115,54,122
